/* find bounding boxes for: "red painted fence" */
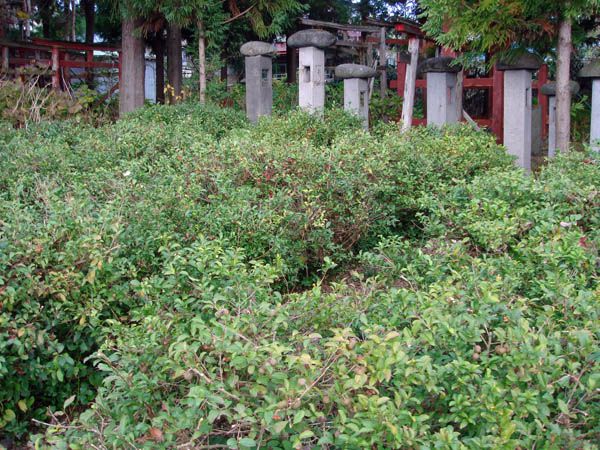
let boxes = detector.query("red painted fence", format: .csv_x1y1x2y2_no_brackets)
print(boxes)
0,38,120,94
390,53,549,144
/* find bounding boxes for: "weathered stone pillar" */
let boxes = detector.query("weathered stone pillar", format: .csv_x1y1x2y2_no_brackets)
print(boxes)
579,59,600,152
419,57,461,126
335,64,377,129
287,29,336,115
497,53,542,171
541,81,580,157
241,41,276,123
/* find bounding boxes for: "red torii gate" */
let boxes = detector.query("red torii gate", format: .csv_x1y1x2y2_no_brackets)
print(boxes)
389,22,549,144
0,37,121,99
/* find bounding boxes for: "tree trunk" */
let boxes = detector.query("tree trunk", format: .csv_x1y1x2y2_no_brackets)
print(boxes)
83,0,95,43
198,20,206,104
166,23,182,103
286,32,297,83
63,1,70,40
119,18,145,117
83,0,95,87
555,18,572,154
401,37,419,131
40,0,52,38
70,0,76,41
154,35,165,104
379,27,387,98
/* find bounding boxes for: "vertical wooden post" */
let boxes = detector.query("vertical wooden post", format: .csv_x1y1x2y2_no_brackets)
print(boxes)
397,59,406,97
379,27,387,98
401,37,419,132
51,46,60,90
538,64,549,140
456,69,464,121
1,46,8,73
63,52,71,87
118,50,122,92
491,66,504,143
86,49,94,85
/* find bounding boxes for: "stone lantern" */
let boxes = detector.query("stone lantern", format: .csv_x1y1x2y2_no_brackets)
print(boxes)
241,41,276,123
287,29,336,115
419,57,462,126
578,59,600,152
497,53,543,171
540,81,580,157
335,63,377,128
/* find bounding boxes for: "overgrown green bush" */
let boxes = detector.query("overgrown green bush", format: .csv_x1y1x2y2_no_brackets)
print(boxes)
39,150,598,448
1,102,598,448
0,72,117,128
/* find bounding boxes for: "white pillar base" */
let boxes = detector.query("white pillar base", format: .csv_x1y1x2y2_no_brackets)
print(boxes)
426,72,460,126
548,96,556,157
299,46,325,115
591,79,600,152
343,78,369,128
503,69,532,171
245,55,273,123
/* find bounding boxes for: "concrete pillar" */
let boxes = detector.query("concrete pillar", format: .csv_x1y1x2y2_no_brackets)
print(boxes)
593,79,600,152
548,96,557,157
335,63,377,129
541,81,579,157
426,72,459,125
344,78,369,126
419,57,462,126
299,46,326,113
287,29,336,115
419,56,462,127
579,60,600,152
497,53,542,171
504,70,533,170
241,41,276,123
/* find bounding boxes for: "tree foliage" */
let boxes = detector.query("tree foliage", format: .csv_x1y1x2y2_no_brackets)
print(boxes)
420,0,600,59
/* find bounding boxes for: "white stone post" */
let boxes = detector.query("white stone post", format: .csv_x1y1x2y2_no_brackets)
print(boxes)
548,96,557,157
504,70,533,170
344,78,369,126
299,46,325,113
541,81,579,157
335,63,377,129
420,57,461,126
241,41,276,123
579,60,600,151
287,29,336,115
592,79,600,152
498,53,542,171
426,72,460,126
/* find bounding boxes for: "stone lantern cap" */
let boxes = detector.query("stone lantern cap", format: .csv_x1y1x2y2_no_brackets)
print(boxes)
335,63,377,79
578,59,600,78
419,57,461,73
496,53,542,71
240,41,276,57
287,29,336,49
541,81,580,96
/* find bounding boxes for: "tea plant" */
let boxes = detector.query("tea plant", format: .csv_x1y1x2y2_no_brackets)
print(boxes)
0,102,597,449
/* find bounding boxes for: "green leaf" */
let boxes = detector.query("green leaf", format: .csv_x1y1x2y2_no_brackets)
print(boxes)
299,430,314,440
238,437,256,448
63,395,76,410
272,421,288,434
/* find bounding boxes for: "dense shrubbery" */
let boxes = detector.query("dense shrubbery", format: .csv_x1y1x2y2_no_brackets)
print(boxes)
0,103,598,448
0,74,117,128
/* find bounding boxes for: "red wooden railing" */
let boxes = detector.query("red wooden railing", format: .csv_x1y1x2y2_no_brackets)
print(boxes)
0,38,120,94
390,61,549,144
